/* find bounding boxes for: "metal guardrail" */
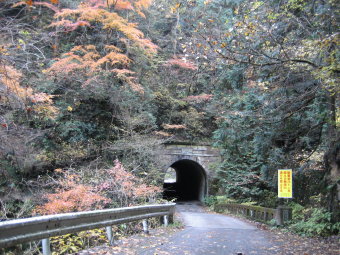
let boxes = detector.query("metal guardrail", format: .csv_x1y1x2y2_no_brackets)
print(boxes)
0,203,176,254
214,203,291,225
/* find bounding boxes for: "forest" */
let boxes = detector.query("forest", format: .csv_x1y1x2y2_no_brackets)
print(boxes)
0,0,339,252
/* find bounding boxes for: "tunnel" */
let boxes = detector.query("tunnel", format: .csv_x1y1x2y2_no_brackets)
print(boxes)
163,159,207,202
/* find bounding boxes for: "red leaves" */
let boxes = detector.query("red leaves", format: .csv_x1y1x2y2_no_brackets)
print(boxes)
46,0,157,94
25,0,33,6
163,124,187,130
34,160,161,215
34,170,110,215
184,94,213,103
96,160,161,205
13,1,60,12
35,184,110,214
24,0,58,5
164,57,197,70
63,20,91,32
114,0,134,10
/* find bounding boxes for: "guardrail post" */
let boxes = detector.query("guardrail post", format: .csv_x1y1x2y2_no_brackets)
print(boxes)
168,206,175,224
42,238,51,255
163,215,169,227
142,219,149,234
275,206,292,225
105,226,115,246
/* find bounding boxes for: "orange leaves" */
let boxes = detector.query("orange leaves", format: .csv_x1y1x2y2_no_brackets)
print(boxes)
133,183,160,198
170,3,181,13
24,0,58,5
46,53,84,76
164,57,197,70
13,1,60,12
0,63,32,107
184,94,213,103
108,0,152,14
30,92,54,104
114,0,134,10
67,20,91,31
135,0,152,9
97,160,161,205
97,52,131,66
46,44,145,93
134,0,152,17
35,185,106,214
46,45,99,76
49,19,91,32
135,38,158,55
111,69,135,75
105,45,122,52
0,64,24,95
163,124,187,130
34,170,110,215
154,131,172,137
51,1,157,54
0,62,57,118
46,0,157,94
111,69,144,93
30,93,58,119
47,44,130,75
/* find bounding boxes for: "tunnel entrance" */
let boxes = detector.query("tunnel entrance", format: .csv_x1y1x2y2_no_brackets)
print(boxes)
163,159,207,202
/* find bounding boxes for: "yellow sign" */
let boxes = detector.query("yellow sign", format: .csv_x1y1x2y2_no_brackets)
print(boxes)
278,169,293,198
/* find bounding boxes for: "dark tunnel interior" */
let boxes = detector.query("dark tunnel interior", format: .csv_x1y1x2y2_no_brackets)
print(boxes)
163,159,207,201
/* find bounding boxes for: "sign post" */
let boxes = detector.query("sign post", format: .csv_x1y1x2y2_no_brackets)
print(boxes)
278,169,293,198
277,169,293,225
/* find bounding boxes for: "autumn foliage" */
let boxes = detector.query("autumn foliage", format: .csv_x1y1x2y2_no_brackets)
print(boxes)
45,0,157,93
163,124,187,130
35,160,161,215
0,61,57,118
96,160,161,207
164,56,197,71
34,170,110,215
184,94,213,103
12,1,60,13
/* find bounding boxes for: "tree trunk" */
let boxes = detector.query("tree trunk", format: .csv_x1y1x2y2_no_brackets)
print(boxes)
324,93,340,222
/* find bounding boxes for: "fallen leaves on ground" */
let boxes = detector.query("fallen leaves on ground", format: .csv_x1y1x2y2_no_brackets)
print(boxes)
75,226,182,255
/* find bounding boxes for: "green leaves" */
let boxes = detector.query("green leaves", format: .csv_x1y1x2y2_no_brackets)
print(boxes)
290,207,339,236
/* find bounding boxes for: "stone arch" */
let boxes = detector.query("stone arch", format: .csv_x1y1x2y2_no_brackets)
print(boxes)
163,159,208,202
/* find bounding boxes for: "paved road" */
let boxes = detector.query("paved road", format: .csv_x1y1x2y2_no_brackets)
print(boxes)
78,202,339,255
139,202,284,255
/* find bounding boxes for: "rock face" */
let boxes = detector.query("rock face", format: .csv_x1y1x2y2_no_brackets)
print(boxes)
159,144,221,201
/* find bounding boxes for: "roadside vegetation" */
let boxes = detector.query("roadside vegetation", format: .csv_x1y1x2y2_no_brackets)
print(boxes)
0,0,338,253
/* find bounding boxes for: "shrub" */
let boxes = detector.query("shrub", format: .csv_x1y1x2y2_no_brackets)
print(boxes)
203,196,218,207
34,169,110,215
289,207,340,236
50,229,108,255
94,160,162,207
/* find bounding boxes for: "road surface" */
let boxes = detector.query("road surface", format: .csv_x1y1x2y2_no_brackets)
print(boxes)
78,202,339,255
139,201,282,255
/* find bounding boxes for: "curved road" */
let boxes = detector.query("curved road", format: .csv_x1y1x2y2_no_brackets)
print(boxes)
140,202,284,255
138,203,290,255
79,202,338,255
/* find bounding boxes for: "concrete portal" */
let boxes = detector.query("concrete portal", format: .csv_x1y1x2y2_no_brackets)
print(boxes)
160,144,221,202
163,160,207,201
